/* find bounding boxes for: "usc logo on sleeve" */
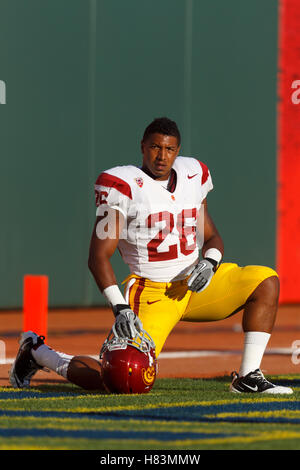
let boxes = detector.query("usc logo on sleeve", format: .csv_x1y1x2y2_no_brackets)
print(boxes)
134,177,144,188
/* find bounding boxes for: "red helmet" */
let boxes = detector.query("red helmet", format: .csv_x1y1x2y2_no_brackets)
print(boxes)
100,329,157,394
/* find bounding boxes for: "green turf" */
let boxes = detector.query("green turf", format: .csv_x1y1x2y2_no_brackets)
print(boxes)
0,375,299,450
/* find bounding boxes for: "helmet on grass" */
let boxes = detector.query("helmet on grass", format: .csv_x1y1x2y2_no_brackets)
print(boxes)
100,328,157,394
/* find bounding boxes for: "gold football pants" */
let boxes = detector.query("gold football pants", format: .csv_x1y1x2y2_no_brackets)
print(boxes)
123,263,278,357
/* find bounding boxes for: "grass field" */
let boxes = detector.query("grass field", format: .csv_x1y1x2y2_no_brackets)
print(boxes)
0,374,300,451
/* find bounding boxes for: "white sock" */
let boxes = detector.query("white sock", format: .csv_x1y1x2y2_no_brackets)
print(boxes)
239,331,271,377
31,344,74,379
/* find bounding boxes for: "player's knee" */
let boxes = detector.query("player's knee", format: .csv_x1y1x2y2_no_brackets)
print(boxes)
67,356,105,391
248,274,280,306
262,275,280,303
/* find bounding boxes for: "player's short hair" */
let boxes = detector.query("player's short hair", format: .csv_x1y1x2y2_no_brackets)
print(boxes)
142,117,181,146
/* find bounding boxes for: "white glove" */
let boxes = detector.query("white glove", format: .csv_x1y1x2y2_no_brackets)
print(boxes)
187,258,216,293
112,304,143,339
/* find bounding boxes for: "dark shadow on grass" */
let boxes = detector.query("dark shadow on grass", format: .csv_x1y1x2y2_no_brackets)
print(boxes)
2,383,108,396
32,384,107,395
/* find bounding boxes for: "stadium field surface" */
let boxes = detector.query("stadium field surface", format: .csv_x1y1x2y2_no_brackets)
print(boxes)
0,305,299,450
0,376,299,450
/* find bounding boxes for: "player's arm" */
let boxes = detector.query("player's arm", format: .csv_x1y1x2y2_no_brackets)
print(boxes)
88,208,142,338
187,198,224,293
201,198,224,261
88,209,123,292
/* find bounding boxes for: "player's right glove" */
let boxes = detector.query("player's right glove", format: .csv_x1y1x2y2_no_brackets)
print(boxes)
112,304,143,339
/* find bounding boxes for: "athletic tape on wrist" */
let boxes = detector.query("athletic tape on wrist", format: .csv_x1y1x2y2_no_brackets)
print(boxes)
204,248,222,264
103,285,126,306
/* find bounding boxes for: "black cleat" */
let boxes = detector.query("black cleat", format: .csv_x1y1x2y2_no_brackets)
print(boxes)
230,369,293,394
9,331,45,388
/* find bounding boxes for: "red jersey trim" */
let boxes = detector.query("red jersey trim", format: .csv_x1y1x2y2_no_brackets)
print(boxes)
197,161,209,185
96,172,132,200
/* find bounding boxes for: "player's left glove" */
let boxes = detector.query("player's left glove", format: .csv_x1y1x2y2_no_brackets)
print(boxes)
112,304,143,339
187,258,217,293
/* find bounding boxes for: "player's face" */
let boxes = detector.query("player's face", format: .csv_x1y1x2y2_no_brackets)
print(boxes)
141,133,180,180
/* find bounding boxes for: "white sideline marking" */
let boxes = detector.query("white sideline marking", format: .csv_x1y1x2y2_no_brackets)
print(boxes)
159,351,232,359
159,348,296,359
0,347,295,365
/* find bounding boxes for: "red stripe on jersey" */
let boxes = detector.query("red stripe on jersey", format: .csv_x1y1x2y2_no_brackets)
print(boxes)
197,161,209,185
96,172,132,199
133,278,145,315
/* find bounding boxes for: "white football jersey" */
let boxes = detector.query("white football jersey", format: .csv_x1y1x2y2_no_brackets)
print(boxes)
94,157,213,282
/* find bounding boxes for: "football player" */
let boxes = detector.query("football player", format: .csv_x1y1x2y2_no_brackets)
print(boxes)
10,117,293,394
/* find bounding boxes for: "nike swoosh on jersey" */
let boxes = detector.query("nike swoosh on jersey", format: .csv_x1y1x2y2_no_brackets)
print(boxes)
187,174,198,179
147,300,161,305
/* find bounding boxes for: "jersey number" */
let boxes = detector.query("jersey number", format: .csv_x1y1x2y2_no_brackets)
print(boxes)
146,209,197,262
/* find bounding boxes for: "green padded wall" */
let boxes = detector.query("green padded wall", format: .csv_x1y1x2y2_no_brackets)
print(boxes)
0,0,278,307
